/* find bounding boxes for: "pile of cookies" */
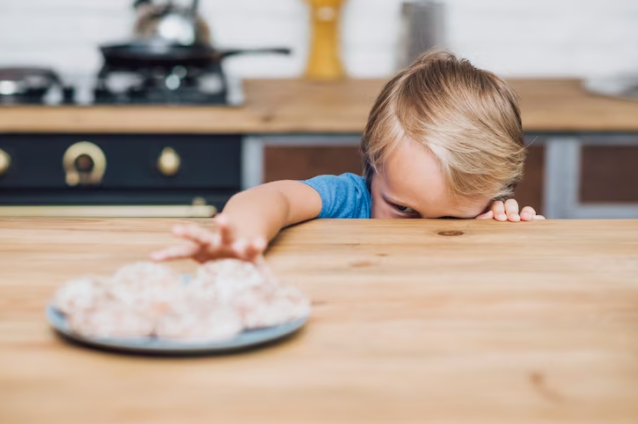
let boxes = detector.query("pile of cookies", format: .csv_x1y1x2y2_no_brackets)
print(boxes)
53,260,310,342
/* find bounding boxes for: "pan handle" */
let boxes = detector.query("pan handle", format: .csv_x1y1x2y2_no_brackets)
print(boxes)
218,48,291,59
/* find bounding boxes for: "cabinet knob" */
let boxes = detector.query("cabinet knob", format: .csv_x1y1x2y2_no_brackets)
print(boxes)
158,147,181,177
0,149,10,176
63,141,106,186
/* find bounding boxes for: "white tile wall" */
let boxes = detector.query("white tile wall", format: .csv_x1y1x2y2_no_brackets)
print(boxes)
0,0,637,79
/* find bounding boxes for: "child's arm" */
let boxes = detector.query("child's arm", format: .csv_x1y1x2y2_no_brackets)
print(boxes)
151,181,322,263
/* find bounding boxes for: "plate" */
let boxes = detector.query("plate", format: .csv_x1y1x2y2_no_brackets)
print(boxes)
46,273,309,354
47,306,307,354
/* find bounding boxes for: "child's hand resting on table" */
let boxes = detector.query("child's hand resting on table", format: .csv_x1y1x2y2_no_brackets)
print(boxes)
150,214,266,263
475,199,545,222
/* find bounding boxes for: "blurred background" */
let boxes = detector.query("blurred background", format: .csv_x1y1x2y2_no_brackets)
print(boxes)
2,0,637,78
1,0,638,218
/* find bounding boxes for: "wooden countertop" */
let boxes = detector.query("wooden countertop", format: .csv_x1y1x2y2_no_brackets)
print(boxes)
2,218,638,423
1,79,638,134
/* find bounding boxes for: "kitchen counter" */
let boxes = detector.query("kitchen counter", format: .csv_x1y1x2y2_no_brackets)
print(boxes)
1,79,638,133
1,218,638,423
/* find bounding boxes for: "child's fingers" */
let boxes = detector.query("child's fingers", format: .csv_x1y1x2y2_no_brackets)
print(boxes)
475,210,494,220
214,214,235,246
520,206,536,221
173,224,215,246
244,238,267,261
231,239,248,259
491,201,507,221
504,199,520,222
533,214,546,220
150,243,199,262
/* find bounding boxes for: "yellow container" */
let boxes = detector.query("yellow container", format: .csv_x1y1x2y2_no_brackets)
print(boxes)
304,0,346,80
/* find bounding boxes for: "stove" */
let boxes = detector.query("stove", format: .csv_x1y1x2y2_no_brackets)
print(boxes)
0,64,243,106
0,67,74,106
92,61,243,105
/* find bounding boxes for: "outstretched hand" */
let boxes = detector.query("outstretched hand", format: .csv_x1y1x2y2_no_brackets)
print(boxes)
150,214,267,263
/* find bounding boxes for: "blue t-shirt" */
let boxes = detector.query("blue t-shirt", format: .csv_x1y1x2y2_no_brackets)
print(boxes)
303,173,371,219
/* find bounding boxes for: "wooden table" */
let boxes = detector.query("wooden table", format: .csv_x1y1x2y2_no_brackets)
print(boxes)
2,218,638,424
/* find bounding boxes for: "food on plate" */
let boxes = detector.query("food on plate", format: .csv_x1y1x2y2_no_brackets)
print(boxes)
194,259,268,299
192,259,310,328
110,261,182,314
66,302,155,339
52,259,310,343
53,276,108,316
242,285,311,329
156,303,242,342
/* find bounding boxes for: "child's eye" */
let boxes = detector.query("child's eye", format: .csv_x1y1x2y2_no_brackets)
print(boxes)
395,205,415,214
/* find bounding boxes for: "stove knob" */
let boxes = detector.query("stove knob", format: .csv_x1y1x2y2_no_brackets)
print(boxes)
0,148,10,176
158,147,181,177
63,142,106,186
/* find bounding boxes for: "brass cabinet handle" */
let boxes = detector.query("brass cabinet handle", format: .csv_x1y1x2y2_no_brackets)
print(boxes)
0,148,11,176
157,147,181,177
63,141,107,186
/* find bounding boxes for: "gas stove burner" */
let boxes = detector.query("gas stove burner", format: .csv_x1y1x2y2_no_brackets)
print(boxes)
94,84,227,105
0,88,50,105
93,62,237,105
0,67,74,105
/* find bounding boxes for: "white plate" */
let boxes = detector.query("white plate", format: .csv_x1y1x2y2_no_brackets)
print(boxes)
46,274,309,354
47,306,307,354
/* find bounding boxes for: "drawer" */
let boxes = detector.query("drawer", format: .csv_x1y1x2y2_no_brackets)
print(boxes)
0,134,242,189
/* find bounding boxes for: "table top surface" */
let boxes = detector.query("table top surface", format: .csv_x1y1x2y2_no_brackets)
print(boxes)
1,79,638,134
1,218,638,424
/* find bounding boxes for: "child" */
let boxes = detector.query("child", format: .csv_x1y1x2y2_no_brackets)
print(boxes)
151,50,543,263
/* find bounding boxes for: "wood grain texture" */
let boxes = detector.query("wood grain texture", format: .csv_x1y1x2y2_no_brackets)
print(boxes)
1,218,638,424
1,79,637,134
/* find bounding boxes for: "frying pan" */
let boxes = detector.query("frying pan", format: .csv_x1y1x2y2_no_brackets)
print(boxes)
100,40,291,69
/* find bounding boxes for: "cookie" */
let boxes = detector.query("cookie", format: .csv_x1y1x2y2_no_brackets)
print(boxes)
194,259,269,302
109,261,182,314
241,285,311,329
53,276,108,316
194,259,309,329
156,303,242,342
67,302,155,339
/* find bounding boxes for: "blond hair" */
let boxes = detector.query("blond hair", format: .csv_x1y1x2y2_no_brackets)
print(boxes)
361,50,525,200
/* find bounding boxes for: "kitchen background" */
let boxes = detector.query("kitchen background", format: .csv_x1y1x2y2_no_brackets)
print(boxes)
2,0,638,78
1,0,638,218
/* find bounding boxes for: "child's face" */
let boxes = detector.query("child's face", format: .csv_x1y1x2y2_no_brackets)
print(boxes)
371,139,491,219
